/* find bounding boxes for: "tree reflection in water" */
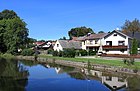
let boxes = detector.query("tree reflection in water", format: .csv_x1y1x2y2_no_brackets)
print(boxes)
0,58,29,91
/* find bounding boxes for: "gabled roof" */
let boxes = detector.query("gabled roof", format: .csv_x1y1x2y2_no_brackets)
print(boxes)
104,30,132,39
76,33,107,41
58,40,81,49
86,33,107,40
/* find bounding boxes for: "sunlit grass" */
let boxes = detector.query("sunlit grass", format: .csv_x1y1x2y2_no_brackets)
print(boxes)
39,54,140,70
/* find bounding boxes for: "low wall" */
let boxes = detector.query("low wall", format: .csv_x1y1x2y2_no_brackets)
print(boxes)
16,56,140,75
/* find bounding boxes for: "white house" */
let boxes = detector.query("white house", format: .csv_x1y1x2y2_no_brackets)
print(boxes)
77,33,107,52
77,30,132,55
102,30,132,55
53,40,81,52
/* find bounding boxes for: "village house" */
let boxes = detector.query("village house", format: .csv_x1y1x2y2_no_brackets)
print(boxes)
53,30,132,55
53,40,81,52
77,30,132,55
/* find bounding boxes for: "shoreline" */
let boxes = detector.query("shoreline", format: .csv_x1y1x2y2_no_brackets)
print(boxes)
16,56,140,75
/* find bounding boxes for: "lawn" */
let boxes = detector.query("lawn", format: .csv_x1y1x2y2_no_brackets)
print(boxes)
39,54,140,70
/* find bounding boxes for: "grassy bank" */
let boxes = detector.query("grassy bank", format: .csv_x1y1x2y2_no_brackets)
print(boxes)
39,54,140,70
0,53,15,59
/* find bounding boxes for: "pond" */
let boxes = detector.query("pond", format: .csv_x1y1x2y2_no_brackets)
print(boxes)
0,58,140,91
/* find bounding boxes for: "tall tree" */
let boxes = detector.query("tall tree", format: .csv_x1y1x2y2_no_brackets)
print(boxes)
68,26,94,39
122,18,140,37
0,10,28,54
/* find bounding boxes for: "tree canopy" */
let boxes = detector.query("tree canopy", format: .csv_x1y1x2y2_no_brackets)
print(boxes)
98,31,104,34
68,26,94,39
122,18,140,37
0,9,29,54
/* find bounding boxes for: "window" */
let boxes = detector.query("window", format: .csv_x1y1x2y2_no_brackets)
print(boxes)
57,44,59,47
83,41,85,45
106,76,112,81
95,40,98,44
106,41,112,46
105,50,109,52
114,33,117,36
118,41,125,46
120,49,125,53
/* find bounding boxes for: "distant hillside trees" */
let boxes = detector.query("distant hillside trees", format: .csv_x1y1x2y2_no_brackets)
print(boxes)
0,9,29,54
98,31,104,34
68,26,94,39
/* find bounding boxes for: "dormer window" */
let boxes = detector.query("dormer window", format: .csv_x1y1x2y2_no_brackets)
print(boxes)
114,33,117,36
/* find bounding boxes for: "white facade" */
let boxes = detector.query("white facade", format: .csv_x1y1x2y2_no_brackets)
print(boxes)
102,31,130,55
53,40,63,52
80,30,131,55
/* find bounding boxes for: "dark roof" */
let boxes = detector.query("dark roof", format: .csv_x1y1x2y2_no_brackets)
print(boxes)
58,40,81,49
76,33,107,41
86,33,107,40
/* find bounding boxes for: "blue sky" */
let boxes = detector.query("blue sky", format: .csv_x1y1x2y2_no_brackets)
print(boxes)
0,0,140,40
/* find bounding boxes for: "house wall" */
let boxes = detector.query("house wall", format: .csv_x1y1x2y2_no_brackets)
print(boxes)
103,33,128,46
53,40,63,51
103,32,130,54
82,39,101,50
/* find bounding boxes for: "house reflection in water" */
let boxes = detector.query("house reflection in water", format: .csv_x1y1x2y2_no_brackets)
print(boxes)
102,76,127,91
83,69,128,91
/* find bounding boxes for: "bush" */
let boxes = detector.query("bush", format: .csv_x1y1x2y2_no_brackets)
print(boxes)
58,51,63,57
131,38,138,55
52,51,58,56
21,49,34,56
63,48,76,58
123,58,135,65
47,48,53,54
79,50,87,56
89,50,97,56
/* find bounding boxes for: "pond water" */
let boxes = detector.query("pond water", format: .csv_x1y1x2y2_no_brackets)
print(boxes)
0,58,140,91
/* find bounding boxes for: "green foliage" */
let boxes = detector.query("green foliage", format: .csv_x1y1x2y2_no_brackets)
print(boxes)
21,49,34,56
68,26,94,39
98,31,104,34
0,53,14,59
79,50,87,56
59,36,66,40
123,58,135,65
47,48,53,54
58,51,63,57
0,10,29,54
52,51,58,56
63,48,76,58
0,9,18,20
88,50,97,56
131,38,138,55
122,18,140,37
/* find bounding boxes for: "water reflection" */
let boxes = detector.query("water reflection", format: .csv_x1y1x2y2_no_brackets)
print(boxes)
0,58,29,91
0,58,140,91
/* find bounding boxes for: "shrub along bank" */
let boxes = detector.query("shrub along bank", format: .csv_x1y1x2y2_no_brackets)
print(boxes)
52,48,97,58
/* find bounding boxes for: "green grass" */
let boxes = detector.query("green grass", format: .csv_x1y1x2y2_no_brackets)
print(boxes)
39,54,140,70
0,53,15,59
